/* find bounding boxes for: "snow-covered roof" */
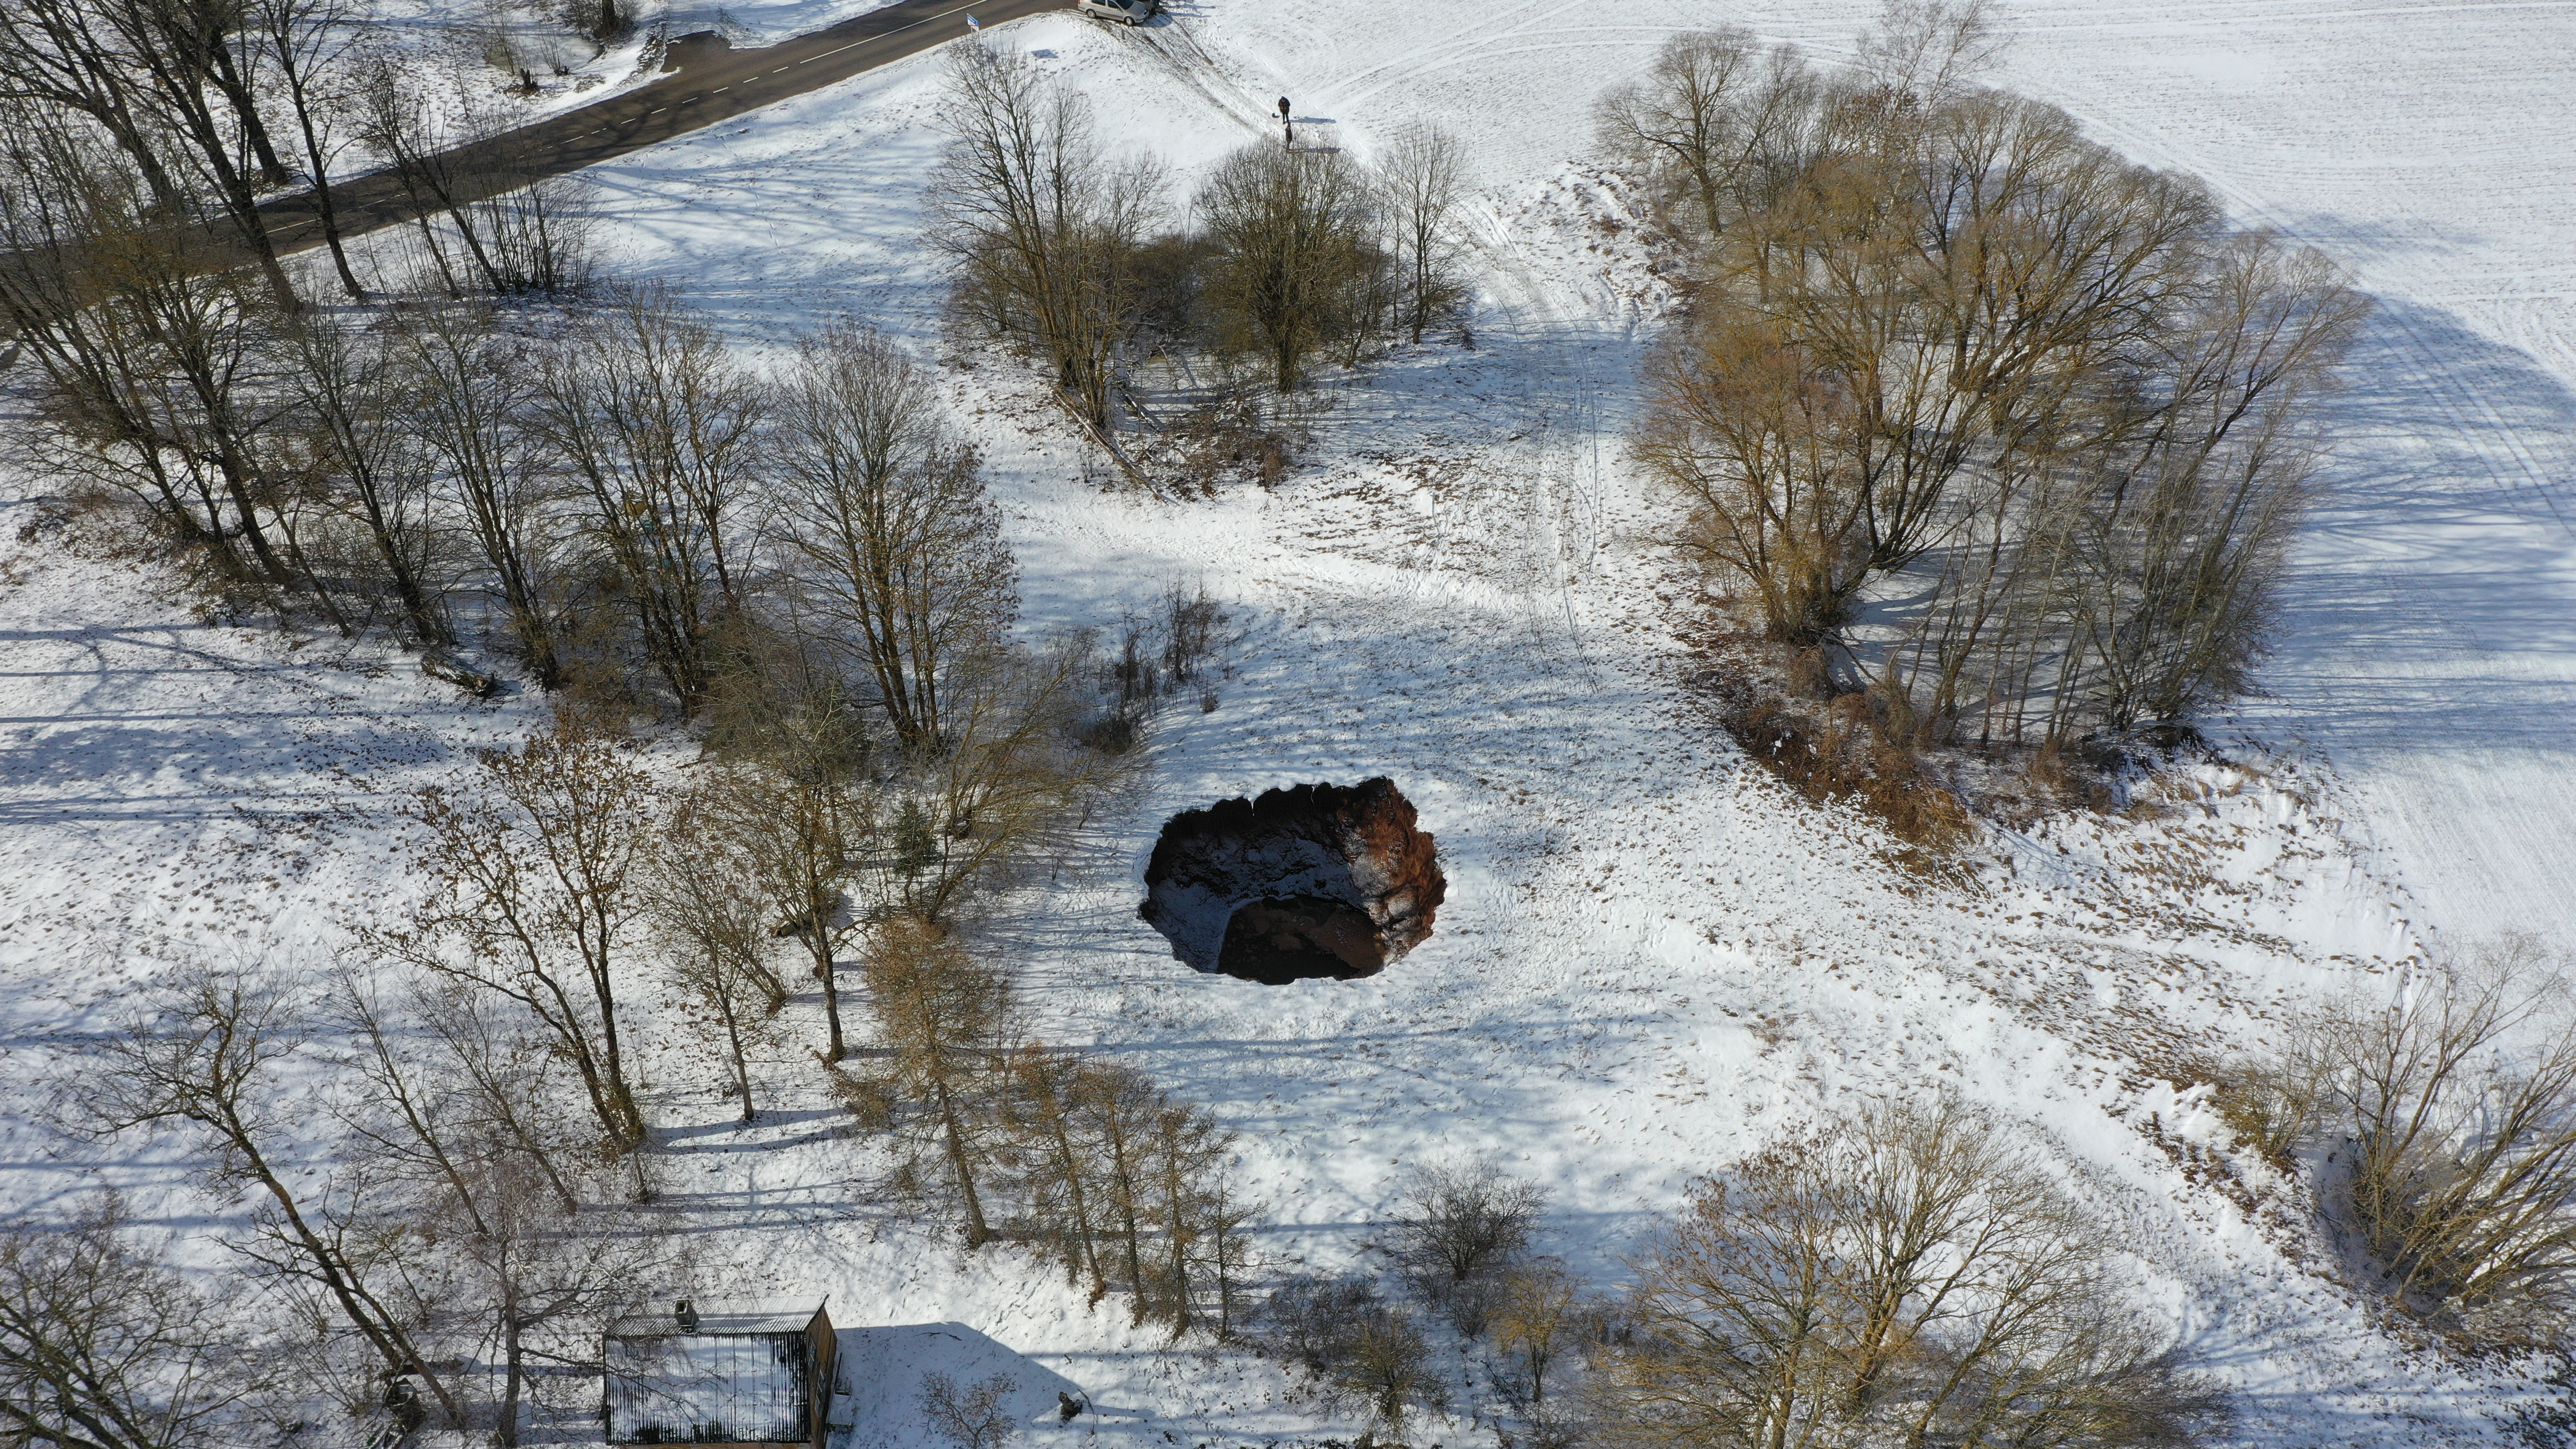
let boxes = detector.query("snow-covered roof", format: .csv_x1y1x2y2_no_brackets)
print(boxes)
610,1306,824,1338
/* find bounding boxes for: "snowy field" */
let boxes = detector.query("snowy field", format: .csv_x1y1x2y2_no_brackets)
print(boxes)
6,0,2576,1444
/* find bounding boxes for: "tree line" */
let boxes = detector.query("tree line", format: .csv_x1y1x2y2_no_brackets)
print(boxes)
1611,4,2368,748
1,147,1014,733
861,914,1259,1334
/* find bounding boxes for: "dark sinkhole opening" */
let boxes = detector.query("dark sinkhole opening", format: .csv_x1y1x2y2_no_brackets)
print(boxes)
1138,779,1444,985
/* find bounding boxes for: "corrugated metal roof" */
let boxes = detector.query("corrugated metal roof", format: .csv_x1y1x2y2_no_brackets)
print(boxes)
606,1327,811,1444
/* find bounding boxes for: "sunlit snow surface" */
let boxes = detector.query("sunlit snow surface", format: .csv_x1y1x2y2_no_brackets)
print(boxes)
5,0,2575,1444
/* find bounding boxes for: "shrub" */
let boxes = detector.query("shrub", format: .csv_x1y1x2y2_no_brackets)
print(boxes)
1389,1153,1548,1291
2293,937,2576,1333
1256,1278,1449,1438
1715,692,1972,863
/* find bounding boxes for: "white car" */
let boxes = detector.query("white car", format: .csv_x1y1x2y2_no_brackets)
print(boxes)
1074,0,1159,24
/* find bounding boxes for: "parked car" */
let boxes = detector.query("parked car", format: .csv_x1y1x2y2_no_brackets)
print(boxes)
1074,0,1159,24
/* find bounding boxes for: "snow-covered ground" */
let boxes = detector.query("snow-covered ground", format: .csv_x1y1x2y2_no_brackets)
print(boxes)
6,0,2575,1444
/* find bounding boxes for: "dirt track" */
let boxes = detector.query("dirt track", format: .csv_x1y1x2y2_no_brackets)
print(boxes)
259,0,1063,253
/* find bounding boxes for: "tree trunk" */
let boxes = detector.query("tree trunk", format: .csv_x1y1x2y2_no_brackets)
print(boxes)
936,1080,991,1248
719,991,755,1123
284,88,368,300
225,1119,466,1426
499,1290,525,1448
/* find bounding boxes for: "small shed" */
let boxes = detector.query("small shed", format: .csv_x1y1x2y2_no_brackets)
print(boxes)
606,1302,837,1449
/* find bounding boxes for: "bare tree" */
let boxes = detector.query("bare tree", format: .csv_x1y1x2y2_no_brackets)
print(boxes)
926,45,1165,432
1594,29,1819,258
0,0,192,212
1007,1046,1109,1294
1076,1060,1161,1317
996,1045,1254,1331
2059,240,2367,733
1493,1258,1582,1405
378,709,653,1150
728,763,868,1063
1196,1156,1263,1339
329,966,503,1235
426,980,594,1206
1638,307,1870,645
1147,1097,1237,1333
281,309,451,644
1375,126,1468,346
0,1195,256,1449
78,968,467,1427
866,915,1016,1248
392,302,568,688
1197,143,1379,393
440,1151,676,1447
2305,937,2576,1325
894,636,1124,923
775,320,1017,750
1599,1100,2214,1449
531,282,763,713
242,0,370,298
79,0,304,309
351,59,524,298
1392,1152,1549,1289
328,970,681,1444
1854,0,2006,105
647,790,789,1115
695,629,877,1038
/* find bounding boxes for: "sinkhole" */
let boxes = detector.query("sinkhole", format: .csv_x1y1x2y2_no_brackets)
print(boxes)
1138,779,1445,985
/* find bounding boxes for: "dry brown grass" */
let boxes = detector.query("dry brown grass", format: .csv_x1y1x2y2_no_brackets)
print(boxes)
1715,690,1974,870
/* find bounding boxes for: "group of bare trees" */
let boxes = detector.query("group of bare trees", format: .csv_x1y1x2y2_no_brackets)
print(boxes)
2213,935,2576,1340
929,46,1473,463
13,962,680,1449
1614,8,2369,745
1249,1123,2217,1449
4,650,1155,1443
847,916,1256,1333
0,0,614,658
1,215,1045,736
1591,1099,2215,1449
0,0,595,312
0,145,586,650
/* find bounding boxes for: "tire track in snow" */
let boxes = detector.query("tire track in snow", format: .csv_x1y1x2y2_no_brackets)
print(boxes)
2000,73,2576,539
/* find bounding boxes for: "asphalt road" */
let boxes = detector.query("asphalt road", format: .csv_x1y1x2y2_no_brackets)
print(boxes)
260,0,1065,255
